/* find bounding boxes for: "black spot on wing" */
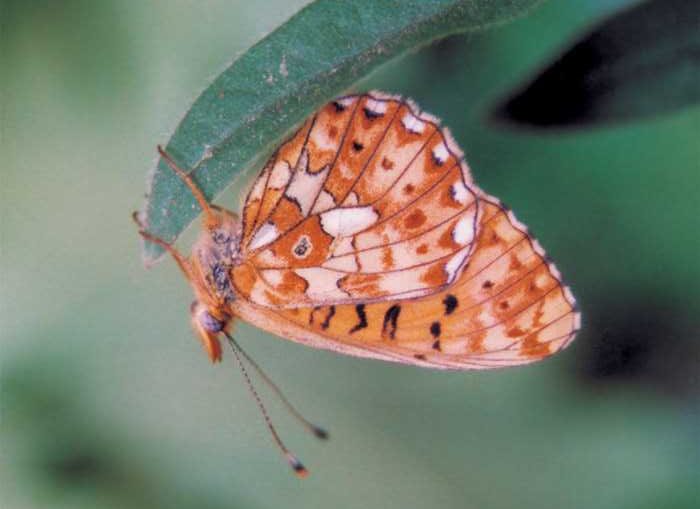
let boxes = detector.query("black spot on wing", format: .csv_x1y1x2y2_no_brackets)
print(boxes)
349,304,367,334
382,304,401,340
321,306,336,330
363,107,383,119
443,294,458,315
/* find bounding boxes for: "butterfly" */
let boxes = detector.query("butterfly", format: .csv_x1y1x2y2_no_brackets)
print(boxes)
135,91,580,475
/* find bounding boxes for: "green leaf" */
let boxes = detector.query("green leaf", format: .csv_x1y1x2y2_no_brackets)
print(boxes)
490,0,700,128
140,0,543,262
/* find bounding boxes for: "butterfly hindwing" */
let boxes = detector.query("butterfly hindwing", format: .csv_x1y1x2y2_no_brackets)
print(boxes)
234,198,579,370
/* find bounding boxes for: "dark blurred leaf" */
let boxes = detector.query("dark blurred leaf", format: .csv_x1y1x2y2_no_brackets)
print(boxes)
140,0,543,262
491,0,700,128
576,289,700,397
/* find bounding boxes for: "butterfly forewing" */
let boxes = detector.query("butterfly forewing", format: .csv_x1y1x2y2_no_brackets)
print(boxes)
241,117,315,248
234,93,480,309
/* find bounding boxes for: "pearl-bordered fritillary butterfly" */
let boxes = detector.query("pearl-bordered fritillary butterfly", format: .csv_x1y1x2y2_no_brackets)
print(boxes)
136,91,580,475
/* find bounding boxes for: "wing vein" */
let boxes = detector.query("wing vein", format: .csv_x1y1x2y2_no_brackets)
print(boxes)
336,102,402,205
246,114,319,250
305,98,363,217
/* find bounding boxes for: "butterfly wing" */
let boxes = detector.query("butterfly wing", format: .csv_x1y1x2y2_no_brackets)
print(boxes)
235,93,480,308
233,198,580,369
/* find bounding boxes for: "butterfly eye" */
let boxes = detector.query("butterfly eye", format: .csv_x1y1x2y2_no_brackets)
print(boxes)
192,302,226,332
202,311,225,332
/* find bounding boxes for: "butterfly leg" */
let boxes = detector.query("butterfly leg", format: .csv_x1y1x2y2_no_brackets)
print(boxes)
156,145,220,230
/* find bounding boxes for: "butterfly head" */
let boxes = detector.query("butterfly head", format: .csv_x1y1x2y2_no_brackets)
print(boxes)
189,300,229,362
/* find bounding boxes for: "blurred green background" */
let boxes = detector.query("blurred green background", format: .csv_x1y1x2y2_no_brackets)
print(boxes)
2,1,698,508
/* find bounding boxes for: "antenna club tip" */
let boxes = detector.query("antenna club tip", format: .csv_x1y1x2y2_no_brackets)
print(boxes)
312,427,329,440
294,465,309,479
287,454,309,479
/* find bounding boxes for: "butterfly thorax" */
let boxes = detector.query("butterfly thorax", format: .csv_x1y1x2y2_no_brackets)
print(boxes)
187,210,242,361
191,211,242,307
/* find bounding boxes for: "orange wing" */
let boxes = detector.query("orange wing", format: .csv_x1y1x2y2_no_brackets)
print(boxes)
233,198,580,370
235,93,480,308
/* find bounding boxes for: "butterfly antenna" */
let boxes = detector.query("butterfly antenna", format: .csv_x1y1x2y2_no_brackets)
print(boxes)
156,146,219,229
224,332,309,478
225,332,329,440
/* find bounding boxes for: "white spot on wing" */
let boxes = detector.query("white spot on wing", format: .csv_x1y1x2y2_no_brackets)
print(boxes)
249,222,279,250
320,206,378,238
432,142,449,164
453,215,474,246
344,191,359,206
262,270,283,286
338,161,355,179
332,236,354,256
269,161,292,189
365,98,387,115
445,247,470,282
313,189,336,214
323,255,358,272
336,97,356,109
401,113,425,134
248,169,268,201
450,181,470,205
285,153,330,215
293,267,347,300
